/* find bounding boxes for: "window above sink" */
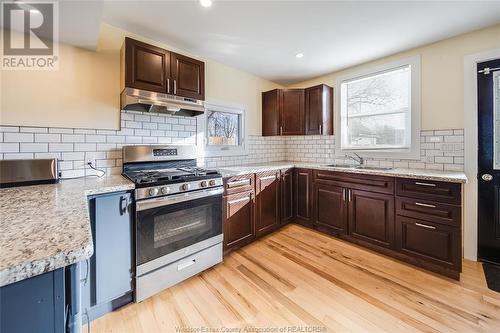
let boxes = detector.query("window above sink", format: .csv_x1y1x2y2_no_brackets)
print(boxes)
336,56,421,160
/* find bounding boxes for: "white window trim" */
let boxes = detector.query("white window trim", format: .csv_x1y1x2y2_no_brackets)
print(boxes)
200,101,248,158
335,55,421,160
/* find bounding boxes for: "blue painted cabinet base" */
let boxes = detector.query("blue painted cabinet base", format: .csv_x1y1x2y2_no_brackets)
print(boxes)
0,269,65,333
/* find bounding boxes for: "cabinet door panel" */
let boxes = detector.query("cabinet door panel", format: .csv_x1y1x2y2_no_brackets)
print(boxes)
348,189,395,248
295,168,313,226
255,172,280,236
262,90,280,136
396,216,460,271
94,193,133,304
281,170,294,224
224,191,255,251
305,84,333,135
125,37,170,93
280,89,305,135
314,184,347,234
171,53,205,100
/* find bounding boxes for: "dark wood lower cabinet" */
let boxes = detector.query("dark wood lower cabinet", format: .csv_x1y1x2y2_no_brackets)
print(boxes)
348,189,395,249
281,169,294,224
255,171,281,237
314,183,347,235
223,191,255,252
396,216,461,276
295,168,313,227
223,169,462,280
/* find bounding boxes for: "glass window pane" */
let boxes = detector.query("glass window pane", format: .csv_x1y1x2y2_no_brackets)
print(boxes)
342,65,411,150
207,111,240,146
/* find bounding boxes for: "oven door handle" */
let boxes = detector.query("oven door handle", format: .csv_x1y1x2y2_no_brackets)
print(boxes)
136,187,224,211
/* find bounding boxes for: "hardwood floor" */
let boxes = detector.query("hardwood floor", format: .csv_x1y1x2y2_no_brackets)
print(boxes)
88,224,500,333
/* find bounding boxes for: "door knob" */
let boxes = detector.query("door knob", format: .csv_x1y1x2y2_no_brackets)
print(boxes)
482,174,493,181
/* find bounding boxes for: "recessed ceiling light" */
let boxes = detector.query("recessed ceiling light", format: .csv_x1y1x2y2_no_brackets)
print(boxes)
200,0,212,7
295,53,304,59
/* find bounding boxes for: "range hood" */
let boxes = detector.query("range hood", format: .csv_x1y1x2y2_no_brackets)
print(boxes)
120,87,205,117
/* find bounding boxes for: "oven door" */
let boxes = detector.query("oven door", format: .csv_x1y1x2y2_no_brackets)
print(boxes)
135,187,223,274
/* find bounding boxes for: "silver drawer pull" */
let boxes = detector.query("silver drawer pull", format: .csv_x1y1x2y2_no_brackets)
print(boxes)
415,182,436,187
415,202,436,208
228,197,250,205
228,179,250,187
259,175,276,181
415,223,436,230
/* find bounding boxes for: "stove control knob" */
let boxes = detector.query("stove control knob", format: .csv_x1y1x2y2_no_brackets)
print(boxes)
161,187,170,195
148,188,159,196
182,183,191,191
200,180,208,188
209,180,217,186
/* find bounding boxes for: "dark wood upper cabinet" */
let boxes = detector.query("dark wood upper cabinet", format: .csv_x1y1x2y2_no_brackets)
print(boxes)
348,189,395,249
305,84,333,135
255,171,281,237
280,89,305,135
294,168,313,227
122,38,205,100
281,169,294,224
262,85,332,136
262,90,280,136
124,37,170,93
224,190,255,252
171,52,205,100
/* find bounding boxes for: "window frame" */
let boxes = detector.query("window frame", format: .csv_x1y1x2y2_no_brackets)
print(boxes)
335,56,421,159
201,102,247,157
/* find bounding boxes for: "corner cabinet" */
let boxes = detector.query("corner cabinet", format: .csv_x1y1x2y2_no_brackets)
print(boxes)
280,169,294,224
122,37,205,100
262,84,333,136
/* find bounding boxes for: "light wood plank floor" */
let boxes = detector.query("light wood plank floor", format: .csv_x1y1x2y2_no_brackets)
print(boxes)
88,224,500,333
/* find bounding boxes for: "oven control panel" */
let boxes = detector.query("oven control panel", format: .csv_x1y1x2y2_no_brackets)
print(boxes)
153,148,178,157
136,177,223,200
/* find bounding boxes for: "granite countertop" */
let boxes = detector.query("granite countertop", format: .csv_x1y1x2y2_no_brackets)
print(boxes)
219,161,468,183
0,175,134,287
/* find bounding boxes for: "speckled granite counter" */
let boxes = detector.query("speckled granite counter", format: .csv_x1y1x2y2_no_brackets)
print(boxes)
219,161,468,183
0,175,134,287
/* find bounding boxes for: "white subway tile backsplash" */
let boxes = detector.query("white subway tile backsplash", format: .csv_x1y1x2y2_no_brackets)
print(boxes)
5,133,34,142
0,110,464,175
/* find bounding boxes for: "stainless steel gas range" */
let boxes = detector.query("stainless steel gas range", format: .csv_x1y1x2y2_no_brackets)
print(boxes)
122,145,223,302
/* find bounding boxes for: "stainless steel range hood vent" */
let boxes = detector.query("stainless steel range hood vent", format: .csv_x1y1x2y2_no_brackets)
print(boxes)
120,87,205,117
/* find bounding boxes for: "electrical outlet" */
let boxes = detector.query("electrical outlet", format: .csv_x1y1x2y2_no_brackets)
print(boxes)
86,158,95,167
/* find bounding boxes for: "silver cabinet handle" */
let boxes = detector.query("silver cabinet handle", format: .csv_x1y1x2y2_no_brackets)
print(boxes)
415,202,436,208
167,78,170,94
259,175,276,181
342,188,346,201
227,196,251,205
228,179,250,187
348,189,352,202
415,222,436,230
415,182,436,187
280,126,283,136
173,79,177,94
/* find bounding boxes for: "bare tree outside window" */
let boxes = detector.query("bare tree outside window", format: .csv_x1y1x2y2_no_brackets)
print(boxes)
342,65,411,149
207,110,240,146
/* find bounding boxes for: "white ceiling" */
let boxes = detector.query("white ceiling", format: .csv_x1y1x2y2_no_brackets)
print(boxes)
75,1,500,84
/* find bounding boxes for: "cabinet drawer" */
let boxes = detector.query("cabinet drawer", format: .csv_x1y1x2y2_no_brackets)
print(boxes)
396,197,461,227
396,216,460,271
396,178,461,204
314,170,394,194
224,174,255,195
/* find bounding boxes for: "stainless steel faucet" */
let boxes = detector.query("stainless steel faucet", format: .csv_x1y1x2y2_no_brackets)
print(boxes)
346,153,364,165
